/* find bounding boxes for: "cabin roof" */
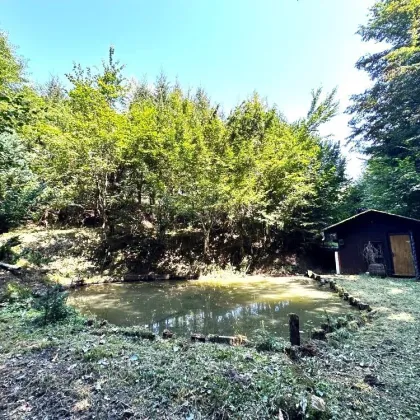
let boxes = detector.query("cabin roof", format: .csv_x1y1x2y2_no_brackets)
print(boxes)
323,209,420,233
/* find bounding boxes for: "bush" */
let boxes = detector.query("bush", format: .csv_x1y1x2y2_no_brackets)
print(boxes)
34,285,73,324
20,248,51,266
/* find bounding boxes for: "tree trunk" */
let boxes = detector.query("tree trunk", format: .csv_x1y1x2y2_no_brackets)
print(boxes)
137,176,143,205
101,173,109,231
203,228,210,257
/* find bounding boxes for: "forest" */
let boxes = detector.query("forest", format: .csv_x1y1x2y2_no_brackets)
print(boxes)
1,0,420,268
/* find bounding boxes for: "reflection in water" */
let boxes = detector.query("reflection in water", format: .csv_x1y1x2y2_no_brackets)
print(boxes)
69,277,352,338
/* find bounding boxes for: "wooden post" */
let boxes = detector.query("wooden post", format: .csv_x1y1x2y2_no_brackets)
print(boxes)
289,313,300,346
335,251,341,275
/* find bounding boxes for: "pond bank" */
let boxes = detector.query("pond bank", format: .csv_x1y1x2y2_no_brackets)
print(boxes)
1,274,420,418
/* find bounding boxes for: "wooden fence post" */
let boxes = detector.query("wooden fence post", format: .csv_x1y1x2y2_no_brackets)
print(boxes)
289,313,300,346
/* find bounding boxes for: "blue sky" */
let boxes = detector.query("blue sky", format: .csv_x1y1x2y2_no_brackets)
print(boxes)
1,0,379,176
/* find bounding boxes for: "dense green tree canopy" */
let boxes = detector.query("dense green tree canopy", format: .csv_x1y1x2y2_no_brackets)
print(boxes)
348,0,420,218
0,28,349,261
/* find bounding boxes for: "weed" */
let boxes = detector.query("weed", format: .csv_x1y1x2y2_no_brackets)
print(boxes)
82,346,115,362
0,235,21,262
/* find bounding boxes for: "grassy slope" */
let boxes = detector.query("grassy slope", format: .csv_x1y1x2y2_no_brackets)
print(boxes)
0,226,106,287
1,228,420,419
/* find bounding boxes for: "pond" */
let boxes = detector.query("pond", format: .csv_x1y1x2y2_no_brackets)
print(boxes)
69,276,351,338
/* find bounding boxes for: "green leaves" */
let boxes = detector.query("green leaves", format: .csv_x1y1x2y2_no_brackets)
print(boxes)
0,133,42,232
0,30,24,87
0,29,348,254
348,0,420,219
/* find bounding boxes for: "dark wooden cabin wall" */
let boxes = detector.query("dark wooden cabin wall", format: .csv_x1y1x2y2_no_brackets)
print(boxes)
333,213,420,275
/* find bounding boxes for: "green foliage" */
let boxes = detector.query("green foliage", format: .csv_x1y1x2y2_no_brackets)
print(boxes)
0,30,40,134
34,285,72,324
0,26,349,259
20,248,52,266
0,133,43,232
82,346,115,362
0,235,20,261
0,30,23,86
359,157,420,216
348,0,420,218
253,328,287,352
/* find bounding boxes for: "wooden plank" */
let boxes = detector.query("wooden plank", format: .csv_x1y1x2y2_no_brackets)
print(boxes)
390,234,415,276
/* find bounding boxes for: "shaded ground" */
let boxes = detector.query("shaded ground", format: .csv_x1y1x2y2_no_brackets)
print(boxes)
0,226,308,292
0,227,105,291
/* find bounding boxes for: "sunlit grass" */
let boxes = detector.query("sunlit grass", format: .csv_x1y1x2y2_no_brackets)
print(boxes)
387,312,415,322
387,287,404,295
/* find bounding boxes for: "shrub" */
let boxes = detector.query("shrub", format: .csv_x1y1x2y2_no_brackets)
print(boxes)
34,285,73,324
20,248,51,266
0,235,21,262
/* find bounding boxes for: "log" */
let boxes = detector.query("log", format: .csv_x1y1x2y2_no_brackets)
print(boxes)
289,313,300,346
0,261,21,273
191,333,206,343
343,292,349,300
207,335,247,346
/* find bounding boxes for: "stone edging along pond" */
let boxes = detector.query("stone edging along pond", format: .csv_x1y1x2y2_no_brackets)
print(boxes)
305,270,374,342
306,270,372,312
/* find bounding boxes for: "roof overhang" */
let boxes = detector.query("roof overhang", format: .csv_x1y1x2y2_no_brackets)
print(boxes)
323,209,420,233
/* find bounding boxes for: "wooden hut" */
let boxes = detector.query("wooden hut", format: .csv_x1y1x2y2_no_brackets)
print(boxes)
323,209,420,278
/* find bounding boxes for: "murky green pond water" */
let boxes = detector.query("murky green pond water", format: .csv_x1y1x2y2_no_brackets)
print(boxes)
69,277,351,338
